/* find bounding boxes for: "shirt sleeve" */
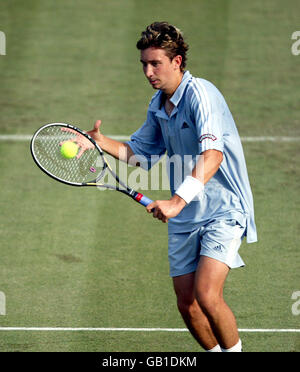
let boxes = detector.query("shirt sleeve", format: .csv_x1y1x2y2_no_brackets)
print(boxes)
126,110,166,170
190,79,225,154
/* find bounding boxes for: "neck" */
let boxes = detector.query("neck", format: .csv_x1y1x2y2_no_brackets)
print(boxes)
164,71,184,98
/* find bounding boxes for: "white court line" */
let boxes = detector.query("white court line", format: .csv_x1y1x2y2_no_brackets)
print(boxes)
0,134,131,141
0,134,300,142
0,327,299,332
241,136,300,142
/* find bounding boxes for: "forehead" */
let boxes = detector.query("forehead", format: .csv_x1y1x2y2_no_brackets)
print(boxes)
140,47,169,62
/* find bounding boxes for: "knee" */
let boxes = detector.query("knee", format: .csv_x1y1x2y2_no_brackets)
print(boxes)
195,288,223,318
177,297,199,320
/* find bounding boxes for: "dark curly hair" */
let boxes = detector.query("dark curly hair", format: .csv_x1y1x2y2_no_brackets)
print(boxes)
136,22,189,72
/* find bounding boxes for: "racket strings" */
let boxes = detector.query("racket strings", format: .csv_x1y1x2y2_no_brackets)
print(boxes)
33,125,105,184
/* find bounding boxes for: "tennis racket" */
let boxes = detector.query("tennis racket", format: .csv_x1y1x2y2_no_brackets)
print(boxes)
30,123,153,207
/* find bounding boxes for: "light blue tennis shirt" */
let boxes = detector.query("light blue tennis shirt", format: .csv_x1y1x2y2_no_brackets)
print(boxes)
127,71,257,243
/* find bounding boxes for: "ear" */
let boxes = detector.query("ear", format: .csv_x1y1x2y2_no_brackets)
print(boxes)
173,55,183,70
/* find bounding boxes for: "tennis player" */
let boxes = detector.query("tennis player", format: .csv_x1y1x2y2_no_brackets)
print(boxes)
87,22,257,352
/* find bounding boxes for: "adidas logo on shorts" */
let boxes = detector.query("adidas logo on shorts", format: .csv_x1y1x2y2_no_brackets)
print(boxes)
213,244,223,252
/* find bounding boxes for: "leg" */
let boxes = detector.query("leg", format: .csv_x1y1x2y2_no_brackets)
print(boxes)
173,272,219,350
194,256,240,349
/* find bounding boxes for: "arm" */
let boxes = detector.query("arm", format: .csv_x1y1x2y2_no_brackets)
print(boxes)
146,149,223,223
192,149,223,184
87,120,140,166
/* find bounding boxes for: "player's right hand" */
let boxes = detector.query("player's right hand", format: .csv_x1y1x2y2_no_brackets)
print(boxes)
146,195,187,223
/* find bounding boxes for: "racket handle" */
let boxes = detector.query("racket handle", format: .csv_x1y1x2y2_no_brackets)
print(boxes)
133,192,153,207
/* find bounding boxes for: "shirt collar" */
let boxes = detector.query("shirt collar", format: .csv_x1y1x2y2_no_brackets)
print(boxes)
149,70,192,113
170,70,192,107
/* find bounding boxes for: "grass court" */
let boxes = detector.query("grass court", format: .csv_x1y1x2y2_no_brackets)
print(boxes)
0,0,299,352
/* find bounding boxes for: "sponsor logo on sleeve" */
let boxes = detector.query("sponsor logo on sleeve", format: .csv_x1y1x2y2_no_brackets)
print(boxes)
198,133,217,143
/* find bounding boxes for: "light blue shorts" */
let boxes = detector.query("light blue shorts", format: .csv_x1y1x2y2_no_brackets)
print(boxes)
168,219,246,277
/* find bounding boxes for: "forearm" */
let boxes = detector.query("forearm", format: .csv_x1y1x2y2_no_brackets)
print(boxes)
175,149,223,204
191,149,223,185
97,134,139,166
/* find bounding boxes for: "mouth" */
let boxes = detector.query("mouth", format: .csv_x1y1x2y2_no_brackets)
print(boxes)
149,79,159,86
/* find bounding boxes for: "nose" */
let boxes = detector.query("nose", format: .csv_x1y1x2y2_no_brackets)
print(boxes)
144,64,153,79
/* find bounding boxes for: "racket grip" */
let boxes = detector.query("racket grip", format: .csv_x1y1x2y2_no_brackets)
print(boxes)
134,192,153,207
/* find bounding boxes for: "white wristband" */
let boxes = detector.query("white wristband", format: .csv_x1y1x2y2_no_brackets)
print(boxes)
175,176,204,204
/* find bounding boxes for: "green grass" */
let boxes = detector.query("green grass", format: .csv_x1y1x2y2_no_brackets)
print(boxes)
0,0,299,352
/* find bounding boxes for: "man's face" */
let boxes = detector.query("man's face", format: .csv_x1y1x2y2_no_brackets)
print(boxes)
140,47,182,94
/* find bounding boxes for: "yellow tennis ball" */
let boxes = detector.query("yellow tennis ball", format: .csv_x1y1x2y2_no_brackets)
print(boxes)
60,141,78,159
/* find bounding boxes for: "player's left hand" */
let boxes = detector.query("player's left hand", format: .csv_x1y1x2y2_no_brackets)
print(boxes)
60,127,95,158
146,195,186,223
